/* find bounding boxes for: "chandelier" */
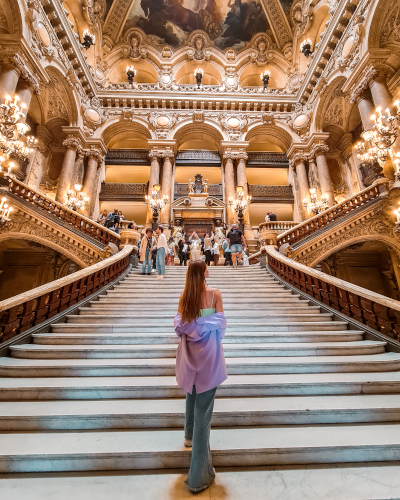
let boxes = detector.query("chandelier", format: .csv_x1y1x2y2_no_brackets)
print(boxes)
303,188,328,215
146,184,168,212
0,94,37,171
65,184,89,212
0,196,13,226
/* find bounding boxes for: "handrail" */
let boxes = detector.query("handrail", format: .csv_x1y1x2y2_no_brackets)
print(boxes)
0,244,133,342
7,178,121,248
265,245,400,340
277,181,387,248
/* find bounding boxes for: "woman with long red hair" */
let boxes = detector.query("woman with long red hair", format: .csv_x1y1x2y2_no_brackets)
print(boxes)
174,260,227,493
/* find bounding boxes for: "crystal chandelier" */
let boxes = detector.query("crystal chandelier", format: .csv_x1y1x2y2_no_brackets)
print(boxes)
65,184,89,212
0,94,37,171
303,188,328,215
0,196,13,226
228,186,251,229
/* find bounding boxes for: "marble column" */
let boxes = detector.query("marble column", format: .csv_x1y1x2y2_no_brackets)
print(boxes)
236,153,251,230
25,126,53,190
293,156,310,219
223,154,236,225
55,139,79,204
72,151,85,187
160,152,173,226
146,152,161,227
308,157,322,196
83,152,102,217
0,64,20,103
313,145,334,206
15,81,34,114
356,90,376,131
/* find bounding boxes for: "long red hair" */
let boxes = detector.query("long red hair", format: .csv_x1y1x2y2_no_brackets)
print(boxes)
179,260,207,323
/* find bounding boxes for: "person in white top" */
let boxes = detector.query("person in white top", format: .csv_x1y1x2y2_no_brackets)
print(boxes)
156,226,169,279
212,241,220,266
189,232,201,261
203,233,213,266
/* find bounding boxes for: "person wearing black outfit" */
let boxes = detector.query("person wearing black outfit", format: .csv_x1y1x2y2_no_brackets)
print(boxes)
178,237,190,266
111,209,120,234
269,212,277,221
226,223,247,268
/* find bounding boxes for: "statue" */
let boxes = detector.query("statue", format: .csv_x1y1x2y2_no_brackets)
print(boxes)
172,225,184,248
203,178,209,193
213,226,226,247
188,179,195,193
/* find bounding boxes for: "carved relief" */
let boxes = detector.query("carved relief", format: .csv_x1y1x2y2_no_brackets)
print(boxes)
249,34,273,65
380,5,400,46
122,29,147,61
187,32,211,61
323,95,345,128
46,75,69,121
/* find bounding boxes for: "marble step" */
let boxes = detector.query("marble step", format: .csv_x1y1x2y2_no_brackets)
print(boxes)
85,303,313,312
80,306,321,316
2,394,400,431
32,330,364,345
2,372,400,401
51,321,348,333
1,353,399,377
65,314,333,325
2,424,400,472
2,464,400,500
10,341,385,359
97,295,304,304
104,290,294,298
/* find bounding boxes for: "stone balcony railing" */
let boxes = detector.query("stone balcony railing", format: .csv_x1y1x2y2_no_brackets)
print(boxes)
99,182,148,201
248,185,294,202
253,221,298,240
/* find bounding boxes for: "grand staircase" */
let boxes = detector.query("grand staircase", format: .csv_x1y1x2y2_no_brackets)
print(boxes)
2,265,400,498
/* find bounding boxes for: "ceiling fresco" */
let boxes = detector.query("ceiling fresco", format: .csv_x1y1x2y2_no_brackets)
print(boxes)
116,0,271,50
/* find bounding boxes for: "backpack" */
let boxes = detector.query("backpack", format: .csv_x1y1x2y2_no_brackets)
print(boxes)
228,229,241,244
104,212,115,228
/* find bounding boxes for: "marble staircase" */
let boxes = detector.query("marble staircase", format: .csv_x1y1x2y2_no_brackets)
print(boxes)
2,265,400,498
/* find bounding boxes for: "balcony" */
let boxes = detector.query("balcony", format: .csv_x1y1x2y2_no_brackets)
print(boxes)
248,185,294,203
174,182,223,199
99,182,148,201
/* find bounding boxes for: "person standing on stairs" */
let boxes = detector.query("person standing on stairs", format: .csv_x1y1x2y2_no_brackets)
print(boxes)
226,223,247,267
155,226,168,279
203,233,213,266
139,228,157,275
174,260,227,493
189,232,201,261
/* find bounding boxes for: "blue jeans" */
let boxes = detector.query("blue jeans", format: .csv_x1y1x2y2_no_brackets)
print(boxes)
156,247,165,275
185,385,217,492
142,249,152,274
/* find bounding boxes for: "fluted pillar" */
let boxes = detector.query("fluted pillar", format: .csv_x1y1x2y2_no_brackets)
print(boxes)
83,151,102,217
237,153,251,229
223,154,236,225
356,90,376,131
160,151,174,226
55,139,79,204
146,151,161,227
0,64,20,103
312,143,334,206
293,156,310,219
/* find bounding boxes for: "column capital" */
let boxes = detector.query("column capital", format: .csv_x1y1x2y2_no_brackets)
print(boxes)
86,150,103,164
311,141,329,157
289,153,308,169
62,138,80,152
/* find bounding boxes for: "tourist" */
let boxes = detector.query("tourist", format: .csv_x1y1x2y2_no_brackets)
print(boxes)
178,237,190,266
226,223,247,268
269,211,277,221
104,208,120,233
127,220,137,230
203,233,213,266
96,209,108,225
167,237,176,265
174,260,227,493
212,241,220,266
139,228,156,275
155,226,168,279
189,231,201,261
222,239,232,266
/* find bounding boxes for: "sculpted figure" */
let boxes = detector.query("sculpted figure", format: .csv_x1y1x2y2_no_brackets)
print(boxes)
188,178,195,193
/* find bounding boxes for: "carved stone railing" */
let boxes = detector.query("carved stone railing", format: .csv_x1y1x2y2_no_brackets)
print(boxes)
99,182,148,201
8,179,121,247
247,152,289,167
259,221,299,234
266,246,400,341
0,244,134,343
175,150,221,165
278,181,387,249
248,185,294,202
174,183,223,199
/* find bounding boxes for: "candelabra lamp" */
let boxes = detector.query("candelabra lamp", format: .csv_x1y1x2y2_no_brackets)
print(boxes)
0,196,13,227
0,94,37,171
303,188,329,215
300,39,313,58
81,30,95,50
228,185,251,232
194,68,204,89
260,70,270,90
145,184,168,229
65,184,89,212
126,66,137,85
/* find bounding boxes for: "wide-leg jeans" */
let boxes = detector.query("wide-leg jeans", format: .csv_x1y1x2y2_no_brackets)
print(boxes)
184,385,217,492
156,247,166,275
141,249,152,274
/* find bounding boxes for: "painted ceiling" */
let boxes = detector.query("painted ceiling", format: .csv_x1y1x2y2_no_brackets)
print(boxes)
102,0,296,50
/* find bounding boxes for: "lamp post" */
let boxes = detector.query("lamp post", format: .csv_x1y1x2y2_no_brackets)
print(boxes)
194,68,204,89
228,185,251,232
81,30,95,50
300,39,313,58
145,184,168,229
260,70,270,91
126,66,137,85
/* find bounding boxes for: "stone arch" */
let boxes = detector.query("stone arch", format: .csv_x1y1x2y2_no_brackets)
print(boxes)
366,0,393,50
0,0,26,37
44,67,80,127
0,233,87,268
174,60,223,86
99,118,153,147
314,76,347,132
173,121,226,150
245,123,296,152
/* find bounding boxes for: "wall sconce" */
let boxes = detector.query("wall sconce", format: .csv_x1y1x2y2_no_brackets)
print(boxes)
300,39,313,58
194,68,204,89
126,66,137,85
260,70,270,90
81,30,95,50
